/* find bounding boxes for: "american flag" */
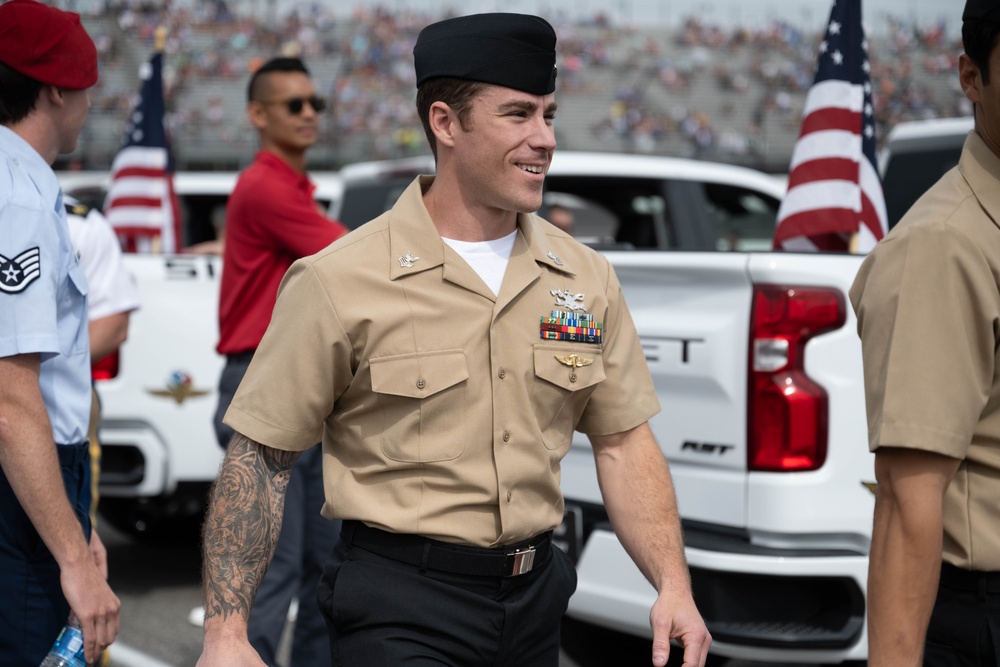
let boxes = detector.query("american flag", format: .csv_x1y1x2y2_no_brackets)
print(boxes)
104,51,181,253
772,0,887,252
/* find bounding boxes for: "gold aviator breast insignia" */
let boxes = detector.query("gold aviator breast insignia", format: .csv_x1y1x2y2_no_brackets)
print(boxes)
555,354,593,368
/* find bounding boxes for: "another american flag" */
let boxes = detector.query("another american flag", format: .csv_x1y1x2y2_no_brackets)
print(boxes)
772,0,887,252
104,51,181,253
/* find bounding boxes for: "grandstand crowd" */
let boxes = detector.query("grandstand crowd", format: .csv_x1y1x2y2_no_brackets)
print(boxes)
62,0,967,173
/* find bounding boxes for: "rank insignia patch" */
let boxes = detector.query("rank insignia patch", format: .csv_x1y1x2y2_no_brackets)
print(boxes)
0,247,40,294
540,310,603,344
399,252,420,268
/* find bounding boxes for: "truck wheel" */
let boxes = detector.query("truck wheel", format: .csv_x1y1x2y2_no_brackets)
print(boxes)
560,617,727,667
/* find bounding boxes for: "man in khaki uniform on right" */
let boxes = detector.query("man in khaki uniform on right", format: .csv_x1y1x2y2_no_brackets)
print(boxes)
852,1,1000,664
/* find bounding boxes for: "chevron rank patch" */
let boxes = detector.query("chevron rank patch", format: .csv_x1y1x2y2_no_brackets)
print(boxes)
0,247,41,294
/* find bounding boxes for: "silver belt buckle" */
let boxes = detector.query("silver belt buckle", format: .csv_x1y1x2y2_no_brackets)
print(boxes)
504,545,536,577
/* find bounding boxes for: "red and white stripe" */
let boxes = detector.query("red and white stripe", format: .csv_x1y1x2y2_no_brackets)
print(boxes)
105,146,180,253
774,80,888,252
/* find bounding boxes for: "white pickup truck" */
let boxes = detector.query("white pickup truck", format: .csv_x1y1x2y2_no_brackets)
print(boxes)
560,116,971,667
59,116,970,663
55,171,343,539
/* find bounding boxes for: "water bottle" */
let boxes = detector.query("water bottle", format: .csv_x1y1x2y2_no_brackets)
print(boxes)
38,617,86,667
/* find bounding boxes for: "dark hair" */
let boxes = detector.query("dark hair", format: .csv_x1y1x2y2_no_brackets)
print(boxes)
247,57,310,102
415,77,486,159
0,62,44,125
963,19,1000,84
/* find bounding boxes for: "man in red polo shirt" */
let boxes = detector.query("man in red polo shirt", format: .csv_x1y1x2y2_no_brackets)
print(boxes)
212,56,347,667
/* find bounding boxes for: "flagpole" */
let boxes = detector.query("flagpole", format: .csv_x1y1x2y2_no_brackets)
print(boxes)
106,24,179,254
154,26,167,54
148,26,167,254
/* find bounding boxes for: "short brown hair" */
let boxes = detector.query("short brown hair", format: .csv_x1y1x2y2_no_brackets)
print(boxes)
415,77,485,159
0,62,43,125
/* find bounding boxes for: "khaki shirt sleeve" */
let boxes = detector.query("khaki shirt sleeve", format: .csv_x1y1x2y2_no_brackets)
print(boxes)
575,260,661,435
224,260,349,450
852,224,998,458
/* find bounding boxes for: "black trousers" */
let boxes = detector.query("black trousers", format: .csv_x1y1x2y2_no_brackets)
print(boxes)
925,563,1000,666
318,526,577,666
0,442,91,666
214,351,254,449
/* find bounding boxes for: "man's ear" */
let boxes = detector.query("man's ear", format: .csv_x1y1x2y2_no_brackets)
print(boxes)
960,53,984,105
247,101,268,130
428,101,458,149
43,85,66,109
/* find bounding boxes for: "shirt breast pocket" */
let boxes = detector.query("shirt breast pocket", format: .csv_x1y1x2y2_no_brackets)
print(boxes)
60,261,89,356
369,350,469,462
532,344,606,451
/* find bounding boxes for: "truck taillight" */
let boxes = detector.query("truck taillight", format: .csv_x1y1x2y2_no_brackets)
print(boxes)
748,285,845,472
92,350,119,382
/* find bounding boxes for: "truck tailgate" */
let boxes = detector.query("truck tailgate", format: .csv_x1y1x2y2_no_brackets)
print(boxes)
561,252,754,528
97,254,224,497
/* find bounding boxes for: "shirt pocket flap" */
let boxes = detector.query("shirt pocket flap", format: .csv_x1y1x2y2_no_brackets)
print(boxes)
370,350,469,399
533,345,606,391
68,261,88,297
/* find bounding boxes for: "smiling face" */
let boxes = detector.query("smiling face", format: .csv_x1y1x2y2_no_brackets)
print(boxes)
248,70,320,162
449,84,557,217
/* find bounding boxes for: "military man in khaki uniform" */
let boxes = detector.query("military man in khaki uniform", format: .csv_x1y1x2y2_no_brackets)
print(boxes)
197,13,710,667
852,1,1000,665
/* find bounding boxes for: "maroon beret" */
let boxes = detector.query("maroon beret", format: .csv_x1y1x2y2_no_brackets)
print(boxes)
0,0,98,89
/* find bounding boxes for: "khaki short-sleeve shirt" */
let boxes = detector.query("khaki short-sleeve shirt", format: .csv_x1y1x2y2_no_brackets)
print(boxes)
850,132,1000,570
226,176,660,547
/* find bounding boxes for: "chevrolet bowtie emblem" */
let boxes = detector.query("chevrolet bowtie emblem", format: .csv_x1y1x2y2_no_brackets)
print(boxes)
399,252,420,268
555,354,593,368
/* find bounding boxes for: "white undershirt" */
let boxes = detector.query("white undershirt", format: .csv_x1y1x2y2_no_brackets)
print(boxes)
442,230,518,296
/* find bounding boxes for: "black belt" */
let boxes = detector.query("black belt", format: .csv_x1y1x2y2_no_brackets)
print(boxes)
941,562,1000,594
341,520,550,578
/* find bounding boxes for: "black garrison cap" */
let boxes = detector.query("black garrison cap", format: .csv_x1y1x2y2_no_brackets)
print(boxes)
413,13,557,95
964,0,1000,22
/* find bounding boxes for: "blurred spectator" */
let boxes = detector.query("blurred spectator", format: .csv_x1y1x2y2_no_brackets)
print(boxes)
72,2,967,172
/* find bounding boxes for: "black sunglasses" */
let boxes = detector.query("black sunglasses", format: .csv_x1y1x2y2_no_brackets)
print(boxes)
261,95,327,115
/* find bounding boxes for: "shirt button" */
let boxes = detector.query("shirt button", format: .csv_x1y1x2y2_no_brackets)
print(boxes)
502,430,510,442
498,368,506,379
506,491,512,503
416,378,426,390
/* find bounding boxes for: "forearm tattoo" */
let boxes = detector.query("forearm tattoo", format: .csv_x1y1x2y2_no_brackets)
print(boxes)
201,433,298,624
